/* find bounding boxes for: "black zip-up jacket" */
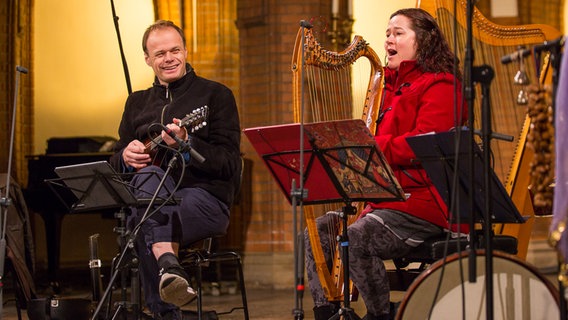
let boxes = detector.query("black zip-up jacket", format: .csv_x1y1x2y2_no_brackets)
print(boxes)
110,64,241,207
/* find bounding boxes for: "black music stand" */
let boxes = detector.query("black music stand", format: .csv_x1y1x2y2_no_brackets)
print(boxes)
406,129,526,319
405,130,525,225
50,161,138,213
48,161,143,320
49,161,178,320
245,119,406,319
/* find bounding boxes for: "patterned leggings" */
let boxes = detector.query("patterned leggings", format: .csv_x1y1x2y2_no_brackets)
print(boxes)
305,212,413,316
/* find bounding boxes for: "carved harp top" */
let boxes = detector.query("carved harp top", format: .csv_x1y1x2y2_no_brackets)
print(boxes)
419,0,561,46
291,27,384,134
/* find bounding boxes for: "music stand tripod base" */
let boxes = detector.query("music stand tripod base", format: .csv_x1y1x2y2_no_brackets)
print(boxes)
329,204,361,320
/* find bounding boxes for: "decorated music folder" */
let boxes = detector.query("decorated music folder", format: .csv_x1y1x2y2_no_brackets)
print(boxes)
244,119,405,205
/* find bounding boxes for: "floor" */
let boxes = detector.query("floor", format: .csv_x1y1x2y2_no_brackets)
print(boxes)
0,265,383,320
0,262,556,320
0,256,562,320
0,277,322,320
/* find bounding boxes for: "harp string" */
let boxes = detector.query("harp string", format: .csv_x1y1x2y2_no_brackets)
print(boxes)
434,2,545,181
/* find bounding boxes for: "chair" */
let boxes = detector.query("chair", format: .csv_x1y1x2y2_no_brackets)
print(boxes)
179,235,249,320
387,232,518,291
178,156,249,319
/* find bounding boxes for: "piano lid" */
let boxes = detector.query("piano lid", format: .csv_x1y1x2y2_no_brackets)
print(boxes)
45,136,116,154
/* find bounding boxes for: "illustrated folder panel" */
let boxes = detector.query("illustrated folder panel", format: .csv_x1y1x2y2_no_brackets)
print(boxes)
406,130,524,224
244,119,405,205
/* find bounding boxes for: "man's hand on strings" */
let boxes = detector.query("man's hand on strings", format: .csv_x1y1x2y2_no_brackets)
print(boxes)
123,140,151,169
161,118,189,147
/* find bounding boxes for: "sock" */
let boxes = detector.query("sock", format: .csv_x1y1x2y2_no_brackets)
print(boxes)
158,252,181,271
157,252,192,284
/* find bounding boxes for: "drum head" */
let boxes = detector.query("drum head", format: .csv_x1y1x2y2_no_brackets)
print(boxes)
396,250,559,320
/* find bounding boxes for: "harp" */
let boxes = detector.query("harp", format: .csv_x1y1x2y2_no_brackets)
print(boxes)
417,0,562,259
291,27,384,301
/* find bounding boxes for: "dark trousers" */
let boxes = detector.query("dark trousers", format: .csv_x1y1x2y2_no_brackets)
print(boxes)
128,166,230,314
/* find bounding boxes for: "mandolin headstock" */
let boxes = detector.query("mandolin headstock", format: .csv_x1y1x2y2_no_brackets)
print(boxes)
180,105,208,133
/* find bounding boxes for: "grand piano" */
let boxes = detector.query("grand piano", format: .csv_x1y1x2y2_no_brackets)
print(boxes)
24,136,117,291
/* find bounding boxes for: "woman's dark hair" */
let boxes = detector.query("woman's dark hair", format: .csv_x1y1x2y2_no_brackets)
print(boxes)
142,20,186,54
390,8,462,80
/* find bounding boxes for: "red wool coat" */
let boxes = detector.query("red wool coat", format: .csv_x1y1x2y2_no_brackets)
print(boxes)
369,60,467,231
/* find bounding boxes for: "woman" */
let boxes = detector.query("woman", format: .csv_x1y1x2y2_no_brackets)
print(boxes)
305,8,466,320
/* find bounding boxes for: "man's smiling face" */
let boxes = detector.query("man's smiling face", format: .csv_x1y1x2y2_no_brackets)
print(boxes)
144,27,188,86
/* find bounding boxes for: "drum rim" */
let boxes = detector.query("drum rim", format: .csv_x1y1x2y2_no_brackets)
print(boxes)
395,249,560,319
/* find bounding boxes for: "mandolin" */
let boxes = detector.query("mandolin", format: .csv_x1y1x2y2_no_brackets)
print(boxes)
144,105,208,166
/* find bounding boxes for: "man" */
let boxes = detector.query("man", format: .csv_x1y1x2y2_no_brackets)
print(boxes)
109,20,241,320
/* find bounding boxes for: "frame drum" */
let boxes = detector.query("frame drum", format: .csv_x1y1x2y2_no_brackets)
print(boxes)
396,250,559,320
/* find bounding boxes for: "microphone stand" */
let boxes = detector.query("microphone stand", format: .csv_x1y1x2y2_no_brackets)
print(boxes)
475,65,496,320
0,65,28,317
291,19,312,320
463,1,477,286
91,154,180,320
109,0,132,95
329,203,361,320
464,2,496,319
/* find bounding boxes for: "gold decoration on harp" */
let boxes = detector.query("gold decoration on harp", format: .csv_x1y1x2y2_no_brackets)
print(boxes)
526,83,555,210
291,25,384,302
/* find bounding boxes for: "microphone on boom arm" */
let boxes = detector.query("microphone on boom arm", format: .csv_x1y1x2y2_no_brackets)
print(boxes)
16,66,29,74
501,48,531,65
160,124,206,163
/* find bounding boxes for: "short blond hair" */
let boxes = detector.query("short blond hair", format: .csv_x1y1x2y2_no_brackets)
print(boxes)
142,20,186,54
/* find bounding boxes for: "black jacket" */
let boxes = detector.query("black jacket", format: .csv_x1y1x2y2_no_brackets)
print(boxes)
110,64,241,207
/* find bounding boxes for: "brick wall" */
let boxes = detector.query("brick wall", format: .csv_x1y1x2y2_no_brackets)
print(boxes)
236,1,334,258
1,0,34,184
0,1,9,168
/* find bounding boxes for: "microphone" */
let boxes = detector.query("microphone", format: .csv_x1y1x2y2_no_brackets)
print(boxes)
161,124,206,163
16,65,28,74
299,20,313,29
533,36,564,53
501,49,531,65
